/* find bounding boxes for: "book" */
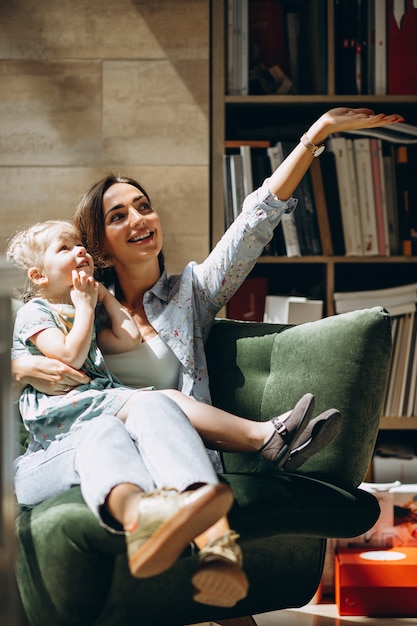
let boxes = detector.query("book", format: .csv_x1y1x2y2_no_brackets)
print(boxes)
309,158,334,256
374,0,387,94
298,0,328,94
354,0,370,94
327,136,363,255
353,137,379,255
366,0,375,94
222,155,234,229
225,140,272,197
388,0,417,95
263,295,323,325
389,312,415,416
370,138,390,256
319,151,346,255
285,10,300,91
267,141,301,257
407,144,417,255
403,313,417,416
343,122,417,144
227,276,268,321
382,143,401,255
333,282,417,314
248,0,289,73
395,145,412,256
229,153,245,220
227,0,249,95
334,0,357,94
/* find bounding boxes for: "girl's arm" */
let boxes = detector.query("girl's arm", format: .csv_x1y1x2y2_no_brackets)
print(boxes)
30,270,97,370
96,283,142,354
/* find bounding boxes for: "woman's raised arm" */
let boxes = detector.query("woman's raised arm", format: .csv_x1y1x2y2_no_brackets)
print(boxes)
268,107,404,201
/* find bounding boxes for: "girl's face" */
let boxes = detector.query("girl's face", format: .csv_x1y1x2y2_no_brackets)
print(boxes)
102,183,163,268
40,232,94,291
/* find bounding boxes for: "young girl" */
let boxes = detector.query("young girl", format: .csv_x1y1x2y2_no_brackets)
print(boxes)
8,219,340,607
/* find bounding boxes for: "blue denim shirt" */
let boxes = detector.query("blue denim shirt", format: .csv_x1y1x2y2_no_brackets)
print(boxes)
138,180,296,405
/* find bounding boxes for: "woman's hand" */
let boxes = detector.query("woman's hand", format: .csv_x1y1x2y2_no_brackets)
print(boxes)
268,107,405,201
12,355,90,395
307,107,404,145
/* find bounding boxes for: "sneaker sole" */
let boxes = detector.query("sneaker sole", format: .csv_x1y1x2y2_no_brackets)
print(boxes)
192,561,249,607
129,483,234,578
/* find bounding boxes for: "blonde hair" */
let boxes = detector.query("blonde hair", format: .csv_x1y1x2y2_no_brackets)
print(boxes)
7,220,80,302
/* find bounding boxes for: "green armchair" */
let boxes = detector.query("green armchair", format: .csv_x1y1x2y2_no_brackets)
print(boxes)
15,306,392,626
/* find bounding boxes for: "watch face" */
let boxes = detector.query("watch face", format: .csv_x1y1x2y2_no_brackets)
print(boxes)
314,145,325,157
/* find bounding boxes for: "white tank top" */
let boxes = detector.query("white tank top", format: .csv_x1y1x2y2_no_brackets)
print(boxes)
104,335,180,390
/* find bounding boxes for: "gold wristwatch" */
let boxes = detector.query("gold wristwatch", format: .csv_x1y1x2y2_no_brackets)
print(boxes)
300,133,325,157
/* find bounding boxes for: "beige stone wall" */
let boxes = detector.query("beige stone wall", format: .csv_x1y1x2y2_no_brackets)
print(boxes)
0,0,210,274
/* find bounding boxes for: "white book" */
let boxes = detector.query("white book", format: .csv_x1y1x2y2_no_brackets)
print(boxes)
327,137,363,255
353,138,379,255
374,0,386,95
370,138,390,256
239,145,253,196
390,312,415,416
334,282,417,302
229,154,245,220
344,122,417,144
404,314,417,416
335,298,417,315
227,0,248,95
385,314,406,416
267,143,284,172
267,142,301,257
281,214,301,257
264,296,323,325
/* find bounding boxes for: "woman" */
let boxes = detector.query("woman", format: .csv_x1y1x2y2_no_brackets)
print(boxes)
12,107,404,606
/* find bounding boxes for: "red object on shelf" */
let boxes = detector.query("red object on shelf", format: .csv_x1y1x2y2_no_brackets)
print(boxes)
335,547,417,616
388,0,417,94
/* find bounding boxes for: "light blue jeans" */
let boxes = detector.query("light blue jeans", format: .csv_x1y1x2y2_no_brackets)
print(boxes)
14,392,219,531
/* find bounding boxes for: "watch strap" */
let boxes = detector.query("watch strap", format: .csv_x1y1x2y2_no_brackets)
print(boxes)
300,133,325,157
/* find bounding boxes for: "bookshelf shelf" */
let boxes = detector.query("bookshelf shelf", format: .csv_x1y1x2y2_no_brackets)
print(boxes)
225,95,417,105
380,417,417,430
210,0,417,431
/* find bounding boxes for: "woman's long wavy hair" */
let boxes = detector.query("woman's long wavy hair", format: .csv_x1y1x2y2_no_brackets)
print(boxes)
74,174,165,287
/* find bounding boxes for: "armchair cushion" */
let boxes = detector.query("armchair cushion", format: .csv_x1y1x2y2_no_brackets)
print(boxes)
207,306,391,490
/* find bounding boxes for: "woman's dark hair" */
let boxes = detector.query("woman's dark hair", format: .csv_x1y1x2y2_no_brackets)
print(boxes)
74,173,164,273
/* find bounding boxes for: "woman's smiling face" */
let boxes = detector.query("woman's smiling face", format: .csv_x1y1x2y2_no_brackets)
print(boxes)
102,182,163,268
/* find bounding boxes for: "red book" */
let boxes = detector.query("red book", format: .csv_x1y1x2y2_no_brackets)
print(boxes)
249,0,289,73
227,277,268,322
388,0,417,94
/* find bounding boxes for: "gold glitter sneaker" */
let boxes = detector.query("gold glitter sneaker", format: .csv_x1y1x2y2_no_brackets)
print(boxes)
192,530,249,607
126,483,234,578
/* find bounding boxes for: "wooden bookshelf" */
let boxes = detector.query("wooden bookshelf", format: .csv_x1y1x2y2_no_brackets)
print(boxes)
210,1,417,428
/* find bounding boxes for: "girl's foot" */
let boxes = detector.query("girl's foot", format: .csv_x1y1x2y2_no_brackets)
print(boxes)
283,408,342,471
192,530,249,607
259,393,315,466
126,483,234,578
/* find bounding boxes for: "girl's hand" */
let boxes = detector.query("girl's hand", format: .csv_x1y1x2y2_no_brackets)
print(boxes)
71,270,99,309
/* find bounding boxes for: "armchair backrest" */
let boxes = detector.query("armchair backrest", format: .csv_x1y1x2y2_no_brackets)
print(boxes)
206,306,392,491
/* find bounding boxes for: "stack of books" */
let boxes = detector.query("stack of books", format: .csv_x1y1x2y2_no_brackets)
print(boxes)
334,282,417,418
223,122,417,259
226,1,417,97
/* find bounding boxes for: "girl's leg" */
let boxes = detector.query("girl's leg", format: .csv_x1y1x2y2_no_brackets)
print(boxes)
154,389,278,451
